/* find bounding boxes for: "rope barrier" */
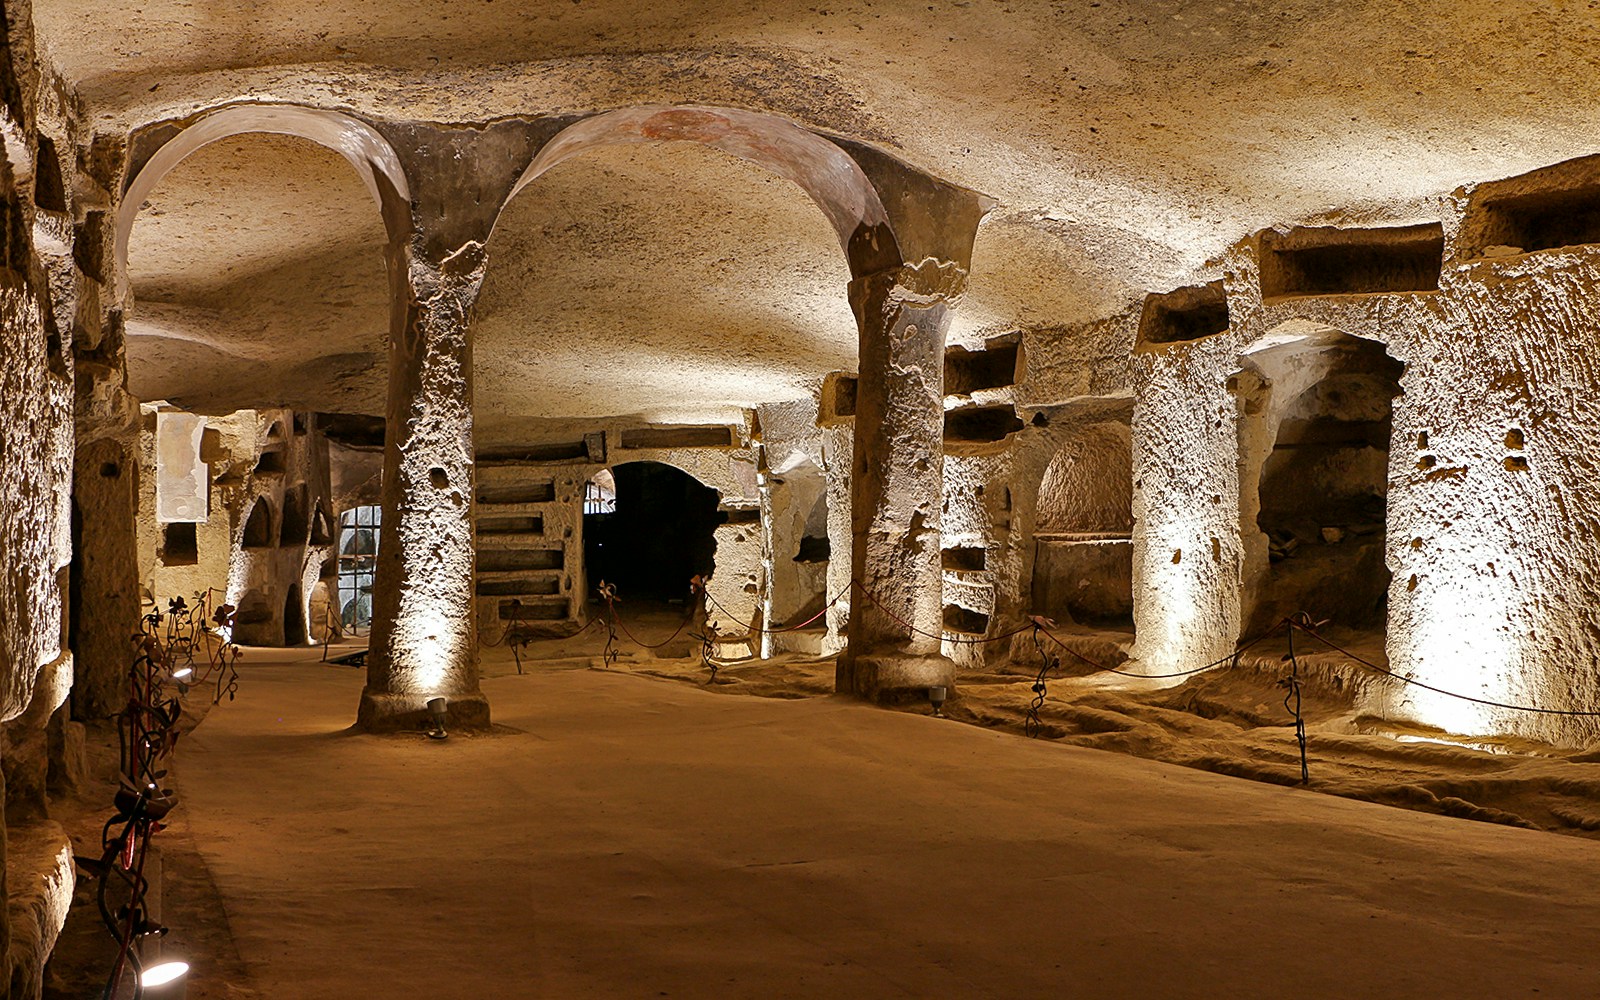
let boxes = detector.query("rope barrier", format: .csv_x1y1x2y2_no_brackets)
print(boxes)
476,572,1600,721
1282,614,1310,784
1024,622,1058,739
1289,620,1600,718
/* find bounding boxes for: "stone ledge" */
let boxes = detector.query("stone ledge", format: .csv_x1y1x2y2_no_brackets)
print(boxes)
7,821,73,999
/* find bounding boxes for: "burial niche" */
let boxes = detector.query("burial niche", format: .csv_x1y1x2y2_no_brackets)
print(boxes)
241,498,274,549
1244,334,1402,634
280,486,308,547
584,462,719,609
284,583,305,646
1031,420,1134,629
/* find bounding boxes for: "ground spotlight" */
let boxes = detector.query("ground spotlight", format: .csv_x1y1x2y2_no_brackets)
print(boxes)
426,696,449,740
929,685,947,718
140,960,190,998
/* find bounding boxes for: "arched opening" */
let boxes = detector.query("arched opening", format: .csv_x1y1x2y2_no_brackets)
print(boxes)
339,506,381,632
241,498,274,549
583,462,719,609
284,583,305,646
1031,420,1134,630
1237,330,1403,635
280,486,308,547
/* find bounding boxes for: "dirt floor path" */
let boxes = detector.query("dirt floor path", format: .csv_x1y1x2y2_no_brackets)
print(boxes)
177,654,1600,999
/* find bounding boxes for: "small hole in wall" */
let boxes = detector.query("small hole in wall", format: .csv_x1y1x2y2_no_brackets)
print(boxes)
1171,549,1182,564
1408,574,1418,591
1417,455,1437,470
1505,428,1525,449
1410,537,1424,550
1504,456,1529,471
429,467,449,489
1211,537,1221,562
1417,431,1429,449
1031,412,1050,427
100,462,120,478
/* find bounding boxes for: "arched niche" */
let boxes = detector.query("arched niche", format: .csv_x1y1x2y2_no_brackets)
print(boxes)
1234,325,1404,635
284,582,305,646
280,486,308,547
1031,420,1134,628
241,497,275,550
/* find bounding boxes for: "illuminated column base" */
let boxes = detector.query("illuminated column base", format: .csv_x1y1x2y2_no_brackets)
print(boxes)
838,260,965,702
357,690,491,731
360,242,490,732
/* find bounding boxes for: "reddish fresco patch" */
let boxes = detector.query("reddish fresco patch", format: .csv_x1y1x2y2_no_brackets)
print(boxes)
639,109,733,143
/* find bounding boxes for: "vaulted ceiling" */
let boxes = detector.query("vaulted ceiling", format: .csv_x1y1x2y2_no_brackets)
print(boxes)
38,0,1600,431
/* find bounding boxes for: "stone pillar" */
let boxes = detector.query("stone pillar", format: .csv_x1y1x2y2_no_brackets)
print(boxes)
358,243,490,731
839,259,965,700
70,435,141,720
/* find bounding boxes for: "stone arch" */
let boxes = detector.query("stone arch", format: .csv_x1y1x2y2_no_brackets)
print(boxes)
1233,322,1404,635
116,103,411,281
241,497,274,549
1032,420,1134,627
504,105,899,275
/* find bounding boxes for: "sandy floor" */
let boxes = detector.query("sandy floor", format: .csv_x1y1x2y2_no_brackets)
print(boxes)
165,647,1600,999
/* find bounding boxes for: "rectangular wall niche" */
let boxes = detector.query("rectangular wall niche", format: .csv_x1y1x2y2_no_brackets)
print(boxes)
619,426,734,449
498,599,569,621
477,578,561,597
477,515,544,536
945,405,1025,444
478,441,591,465
1258,224,1444,298
479,548,565,572
161,522,199,566
819,372,858,424
1138,281,1229,347
476,482,556,505
1471,183,1600,257
156,409,208,523
941,546,986,572
945,336,1022,395
942,604,990,636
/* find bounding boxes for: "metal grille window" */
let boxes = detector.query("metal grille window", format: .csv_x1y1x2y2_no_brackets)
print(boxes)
338,506,381,632
584,469,617,515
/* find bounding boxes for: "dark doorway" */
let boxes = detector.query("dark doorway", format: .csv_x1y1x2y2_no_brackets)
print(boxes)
284,584,304,646
584,462,719,605
1248,337,1403,633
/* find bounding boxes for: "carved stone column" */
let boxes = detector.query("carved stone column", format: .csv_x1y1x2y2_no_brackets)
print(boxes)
358,242,489,731
839,258,966,700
